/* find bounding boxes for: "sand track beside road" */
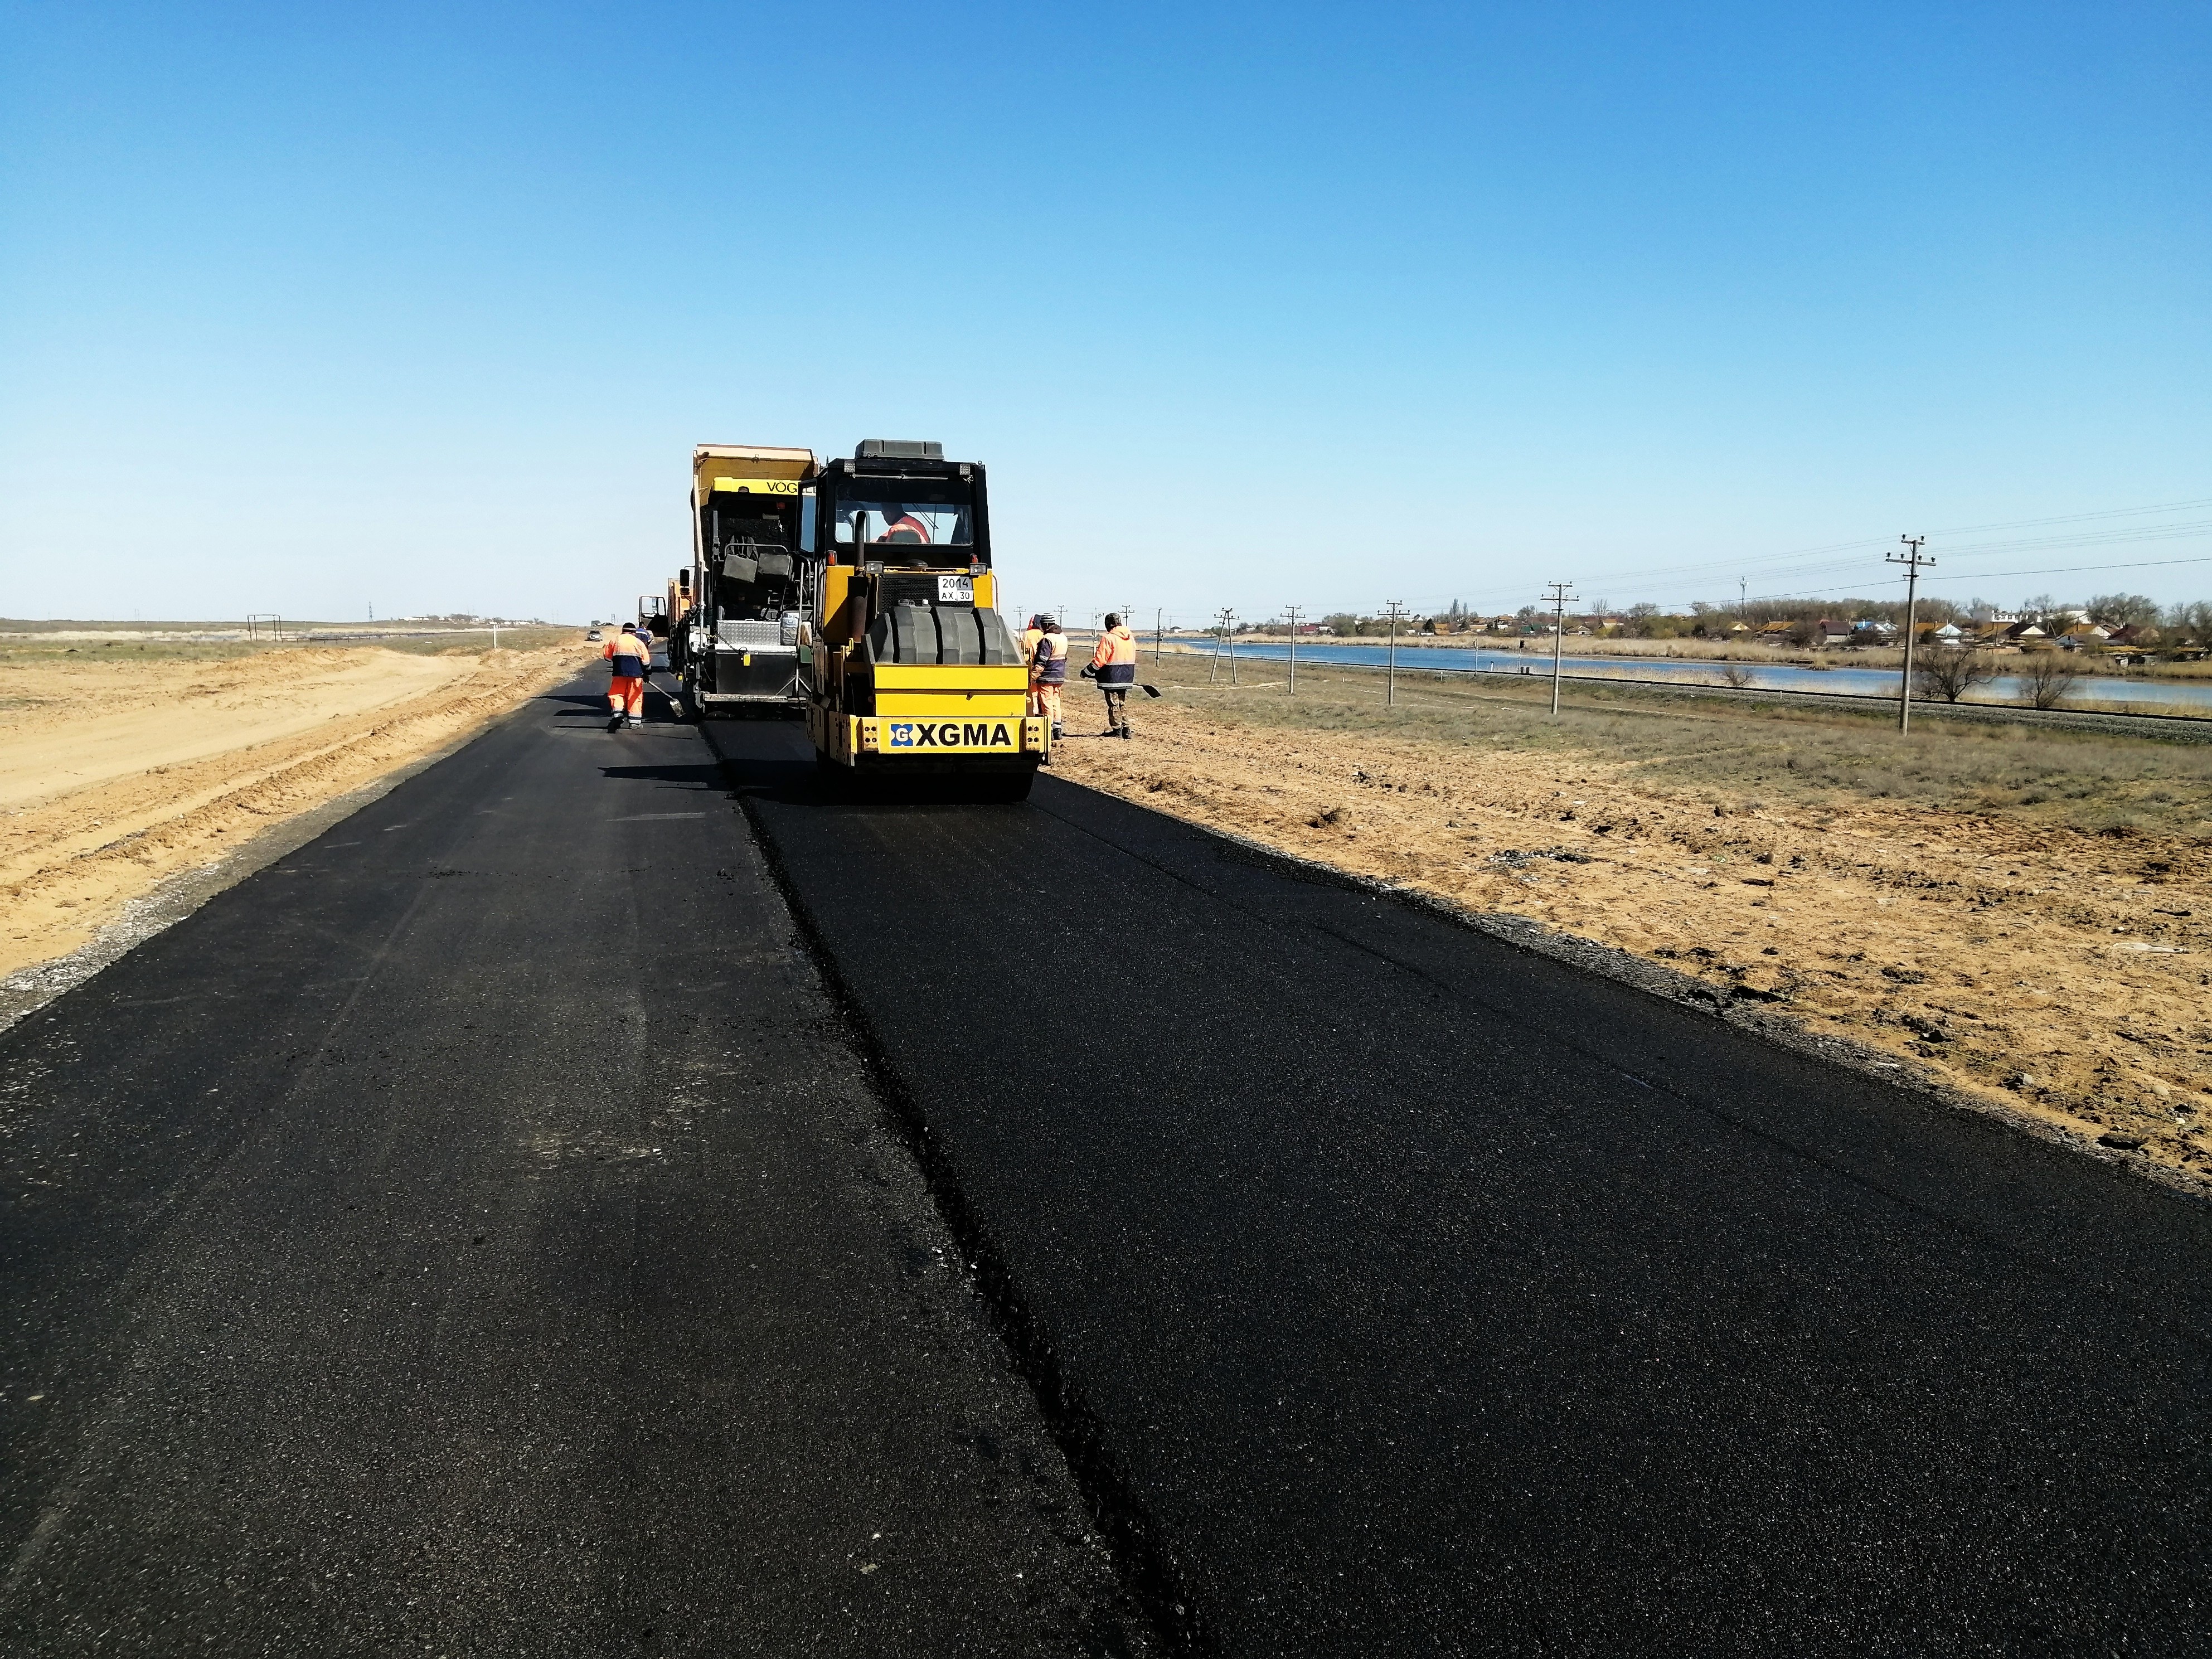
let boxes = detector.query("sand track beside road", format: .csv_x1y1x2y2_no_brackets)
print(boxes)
0,643,590,988
1055,691,2212,1185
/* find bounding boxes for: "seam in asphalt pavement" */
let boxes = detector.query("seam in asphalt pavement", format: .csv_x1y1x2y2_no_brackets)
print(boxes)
1029,786,2212,1207
725,774,1210,1658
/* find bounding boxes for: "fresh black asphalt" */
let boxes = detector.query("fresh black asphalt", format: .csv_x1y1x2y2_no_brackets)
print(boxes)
704,716,2212,1657
0,678,1148,1655
6,671,2210,1655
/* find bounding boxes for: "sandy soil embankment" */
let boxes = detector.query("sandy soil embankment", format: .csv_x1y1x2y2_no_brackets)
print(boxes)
1,642,588,993
1054,673,2212,1185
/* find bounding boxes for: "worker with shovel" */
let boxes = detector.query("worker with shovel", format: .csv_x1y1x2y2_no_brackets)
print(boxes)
1085,613,1138,739
603,621,651,731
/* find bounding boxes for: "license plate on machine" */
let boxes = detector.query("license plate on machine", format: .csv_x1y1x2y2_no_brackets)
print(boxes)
936,575,974,601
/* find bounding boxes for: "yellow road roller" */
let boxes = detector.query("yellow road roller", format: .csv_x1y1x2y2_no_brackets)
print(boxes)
802,440,1044,800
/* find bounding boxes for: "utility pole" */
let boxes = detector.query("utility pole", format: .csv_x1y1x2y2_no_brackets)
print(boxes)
1283,605,1303,693
1739,575,1747,615
1382,600,1409,706
1888,534,1933,734
1211,608,1238,685
1154,607,1163,661
1542,580,1579,716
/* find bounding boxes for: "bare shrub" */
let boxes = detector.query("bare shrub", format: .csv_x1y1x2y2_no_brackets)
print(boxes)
1718,661,1758,690
1913,645,1995,704
2016,653,2085,710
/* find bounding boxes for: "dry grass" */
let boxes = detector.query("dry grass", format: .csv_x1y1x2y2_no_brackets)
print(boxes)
1151,658,2212,838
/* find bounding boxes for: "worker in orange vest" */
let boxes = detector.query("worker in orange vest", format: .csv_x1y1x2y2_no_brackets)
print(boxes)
603,622,651,731
1030,616,1068,742
1085,613,1138,739
1020,614,1045,714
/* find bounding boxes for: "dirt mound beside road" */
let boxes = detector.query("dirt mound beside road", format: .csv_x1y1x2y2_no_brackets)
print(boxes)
1,642,590,997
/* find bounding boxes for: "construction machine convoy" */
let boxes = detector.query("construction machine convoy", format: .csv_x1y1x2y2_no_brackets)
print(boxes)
668,438,1046,800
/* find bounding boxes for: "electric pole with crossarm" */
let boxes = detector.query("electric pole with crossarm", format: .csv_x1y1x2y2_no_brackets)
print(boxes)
1888,535,1933,734
1543,580,1579,716
1283,605,1303,693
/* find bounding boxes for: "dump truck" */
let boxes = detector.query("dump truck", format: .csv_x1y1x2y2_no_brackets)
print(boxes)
802,440,1042,799
679,444,819,717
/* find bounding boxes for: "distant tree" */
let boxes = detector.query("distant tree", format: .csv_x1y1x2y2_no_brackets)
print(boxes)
1321,612,1359,637
2086,591,2161,628
2165,600,2212,643
2016,653,2085,710
1913,645,1995,704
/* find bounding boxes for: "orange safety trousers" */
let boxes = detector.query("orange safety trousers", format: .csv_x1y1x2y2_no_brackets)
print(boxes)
607,677,645,716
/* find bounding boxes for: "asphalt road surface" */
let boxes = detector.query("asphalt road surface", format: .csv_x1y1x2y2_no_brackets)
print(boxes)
1,678,1149,1656
7,672,2210,1656
704,715,2212,1656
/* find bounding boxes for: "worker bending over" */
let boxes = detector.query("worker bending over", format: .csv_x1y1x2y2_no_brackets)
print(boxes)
604,621,651,731
1088,613,1137,739
1030,616,1068,743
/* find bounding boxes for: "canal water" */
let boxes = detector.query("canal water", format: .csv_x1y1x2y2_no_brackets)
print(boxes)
1176,639,2212,716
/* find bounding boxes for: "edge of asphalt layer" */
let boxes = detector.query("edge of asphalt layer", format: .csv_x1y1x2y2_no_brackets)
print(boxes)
0,717,510,1038
1175,807,2212,1206
701,720,2208,1217
722,772,1209,1658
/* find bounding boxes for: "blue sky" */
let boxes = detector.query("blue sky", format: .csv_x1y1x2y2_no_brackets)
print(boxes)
3,1,2206,625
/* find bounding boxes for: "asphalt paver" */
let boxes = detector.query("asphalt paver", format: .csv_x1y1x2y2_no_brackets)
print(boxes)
706,718,2212,1656
1,680,1151,1655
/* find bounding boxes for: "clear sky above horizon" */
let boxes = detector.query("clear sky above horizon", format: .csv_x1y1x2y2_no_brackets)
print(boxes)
3,1,2206,626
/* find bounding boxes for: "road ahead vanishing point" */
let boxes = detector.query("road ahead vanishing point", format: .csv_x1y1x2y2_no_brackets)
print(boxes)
6,671,2208,1655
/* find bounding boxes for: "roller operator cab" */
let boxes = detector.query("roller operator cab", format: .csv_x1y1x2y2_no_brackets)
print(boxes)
682,444,820,715
803,440,1043,800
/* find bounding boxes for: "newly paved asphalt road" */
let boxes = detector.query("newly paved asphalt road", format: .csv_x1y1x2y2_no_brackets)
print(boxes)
704,717,2212,1656
1,679,1148,1655
7,673,2211,1655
